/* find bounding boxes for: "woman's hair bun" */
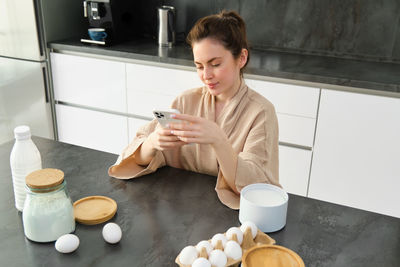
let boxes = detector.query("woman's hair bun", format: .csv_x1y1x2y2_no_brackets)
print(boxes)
220,10,242,22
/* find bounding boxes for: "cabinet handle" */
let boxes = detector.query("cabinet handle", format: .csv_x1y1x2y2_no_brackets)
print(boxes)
42,67,49,103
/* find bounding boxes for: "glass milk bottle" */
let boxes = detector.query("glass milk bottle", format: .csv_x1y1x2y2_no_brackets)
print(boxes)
10,126,42,211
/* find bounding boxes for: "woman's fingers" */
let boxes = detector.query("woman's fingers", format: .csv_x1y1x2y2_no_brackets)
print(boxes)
157,133,181,141
171,113,200,123
166,114,221,145
156,128,175,135
151,127,188,151
170,129,199,138
168,122,196,131
177,136,197,143
159,140,186,148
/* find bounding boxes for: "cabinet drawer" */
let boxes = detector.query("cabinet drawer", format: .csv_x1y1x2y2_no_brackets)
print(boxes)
128,91,177,118
51,53,126,113
245,78,319,147
279,145,312,197
278,114,316,147
56,104,128,154
245,78,320,118
126,63,200,95
126,63,200,117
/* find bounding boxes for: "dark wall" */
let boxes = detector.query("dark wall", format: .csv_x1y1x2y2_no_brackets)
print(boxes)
142,0,400,63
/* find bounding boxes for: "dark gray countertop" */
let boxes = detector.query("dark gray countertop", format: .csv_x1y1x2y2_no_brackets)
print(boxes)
1,137,399,267
48,38,400,95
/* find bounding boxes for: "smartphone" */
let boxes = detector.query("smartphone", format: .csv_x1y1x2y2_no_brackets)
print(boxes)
152,109,181,128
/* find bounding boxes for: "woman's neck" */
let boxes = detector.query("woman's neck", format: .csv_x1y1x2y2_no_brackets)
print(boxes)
216,77,242,103
215,77,242,120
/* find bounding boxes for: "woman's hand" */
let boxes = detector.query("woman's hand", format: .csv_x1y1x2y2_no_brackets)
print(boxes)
148,126,187,151
168,113,226,146
134,125,185,166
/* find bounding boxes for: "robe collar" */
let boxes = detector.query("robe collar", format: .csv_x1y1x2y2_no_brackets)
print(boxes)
202,79,248,137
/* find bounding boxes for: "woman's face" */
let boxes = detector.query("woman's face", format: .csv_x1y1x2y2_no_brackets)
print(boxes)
192,38,247,101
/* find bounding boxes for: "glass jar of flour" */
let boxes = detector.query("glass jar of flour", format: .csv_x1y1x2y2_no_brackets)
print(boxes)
22,168,75,242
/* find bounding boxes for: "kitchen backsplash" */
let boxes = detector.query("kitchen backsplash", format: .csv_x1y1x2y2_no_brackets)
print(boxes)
141,0,400,63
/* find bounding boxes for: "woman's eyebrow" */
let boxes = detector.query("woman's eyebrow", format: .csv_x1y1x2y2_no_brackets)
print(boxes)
194,57,221,65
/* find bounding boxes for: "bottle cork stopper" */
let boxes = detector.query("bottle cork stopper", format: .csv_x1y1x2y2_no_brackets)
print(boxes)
25,168,64,189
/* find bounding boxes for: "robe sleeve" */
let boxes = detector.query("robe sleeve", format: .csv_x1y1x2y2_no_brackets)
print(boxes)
215,108,280,209
108,119,166,179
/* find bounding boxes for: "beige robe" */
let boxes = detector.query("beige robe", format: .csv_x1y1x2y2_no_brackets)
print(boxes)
108,81,280,209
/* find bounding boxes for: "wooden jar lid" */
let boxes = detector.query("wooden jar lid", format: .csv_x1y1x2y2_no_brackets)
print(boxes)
242,245,305,267
25,168,64,189
73,196,117,225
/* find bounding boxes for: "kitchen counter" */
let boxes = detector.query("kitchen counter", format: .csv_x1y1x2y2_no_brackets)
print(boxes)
49,38,400,96
0,137,399,266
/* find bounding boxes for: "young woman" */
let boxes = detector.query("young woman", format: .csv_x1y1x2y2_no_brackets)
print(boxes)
108,11,280,209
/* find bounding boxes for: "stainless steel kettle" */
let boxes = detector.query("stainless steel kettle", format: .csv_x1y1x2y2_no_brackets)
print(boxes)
157,6,176,47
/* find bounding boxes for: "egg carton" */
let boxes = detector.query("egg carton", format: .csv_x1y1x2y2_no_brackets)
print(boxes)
175,227,276,267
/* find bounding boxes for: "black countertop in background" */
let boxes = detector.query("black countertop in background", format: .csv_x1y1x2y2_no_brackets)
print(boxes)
49,38,400,95
1,137,399,267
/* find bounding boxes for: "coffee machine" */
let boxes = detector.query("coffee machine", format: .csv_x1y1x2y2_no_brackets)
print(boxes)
81,0,139,45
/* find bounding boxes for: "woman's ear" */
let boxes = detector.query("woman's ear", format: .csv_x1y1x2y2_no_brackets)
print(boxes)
239,48,248,68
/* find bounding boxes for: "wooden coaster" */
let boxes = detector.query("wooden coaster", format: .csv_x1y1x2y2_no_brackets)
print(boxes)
242,245,305,267
73,196,117,225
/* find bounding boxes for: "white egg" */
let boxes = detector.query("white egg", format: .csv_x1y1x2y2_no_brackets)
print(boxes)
179,245,198,265
102,222,122,244
209,249,227,267
240,221,258,239
226,227,243,244
211,233,227,248
55,234,79,253
196,240,213,255
192,257,211,267
224,240,242,260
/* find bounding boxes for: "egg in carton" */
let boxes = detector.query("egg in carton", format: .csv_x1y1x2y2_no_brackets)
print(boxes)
175,222,276,267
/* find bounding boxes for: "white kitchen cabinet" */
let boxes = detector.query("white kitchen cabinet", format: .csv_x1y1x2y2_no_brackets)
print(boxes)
126,63,200,118
245,78,320,118
245,78,320,148
279,145,312,196
277,114,316,148
56,104,128,155
308,89,400,218
128,117,151,142
127,90,176,119
51,53,127,113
